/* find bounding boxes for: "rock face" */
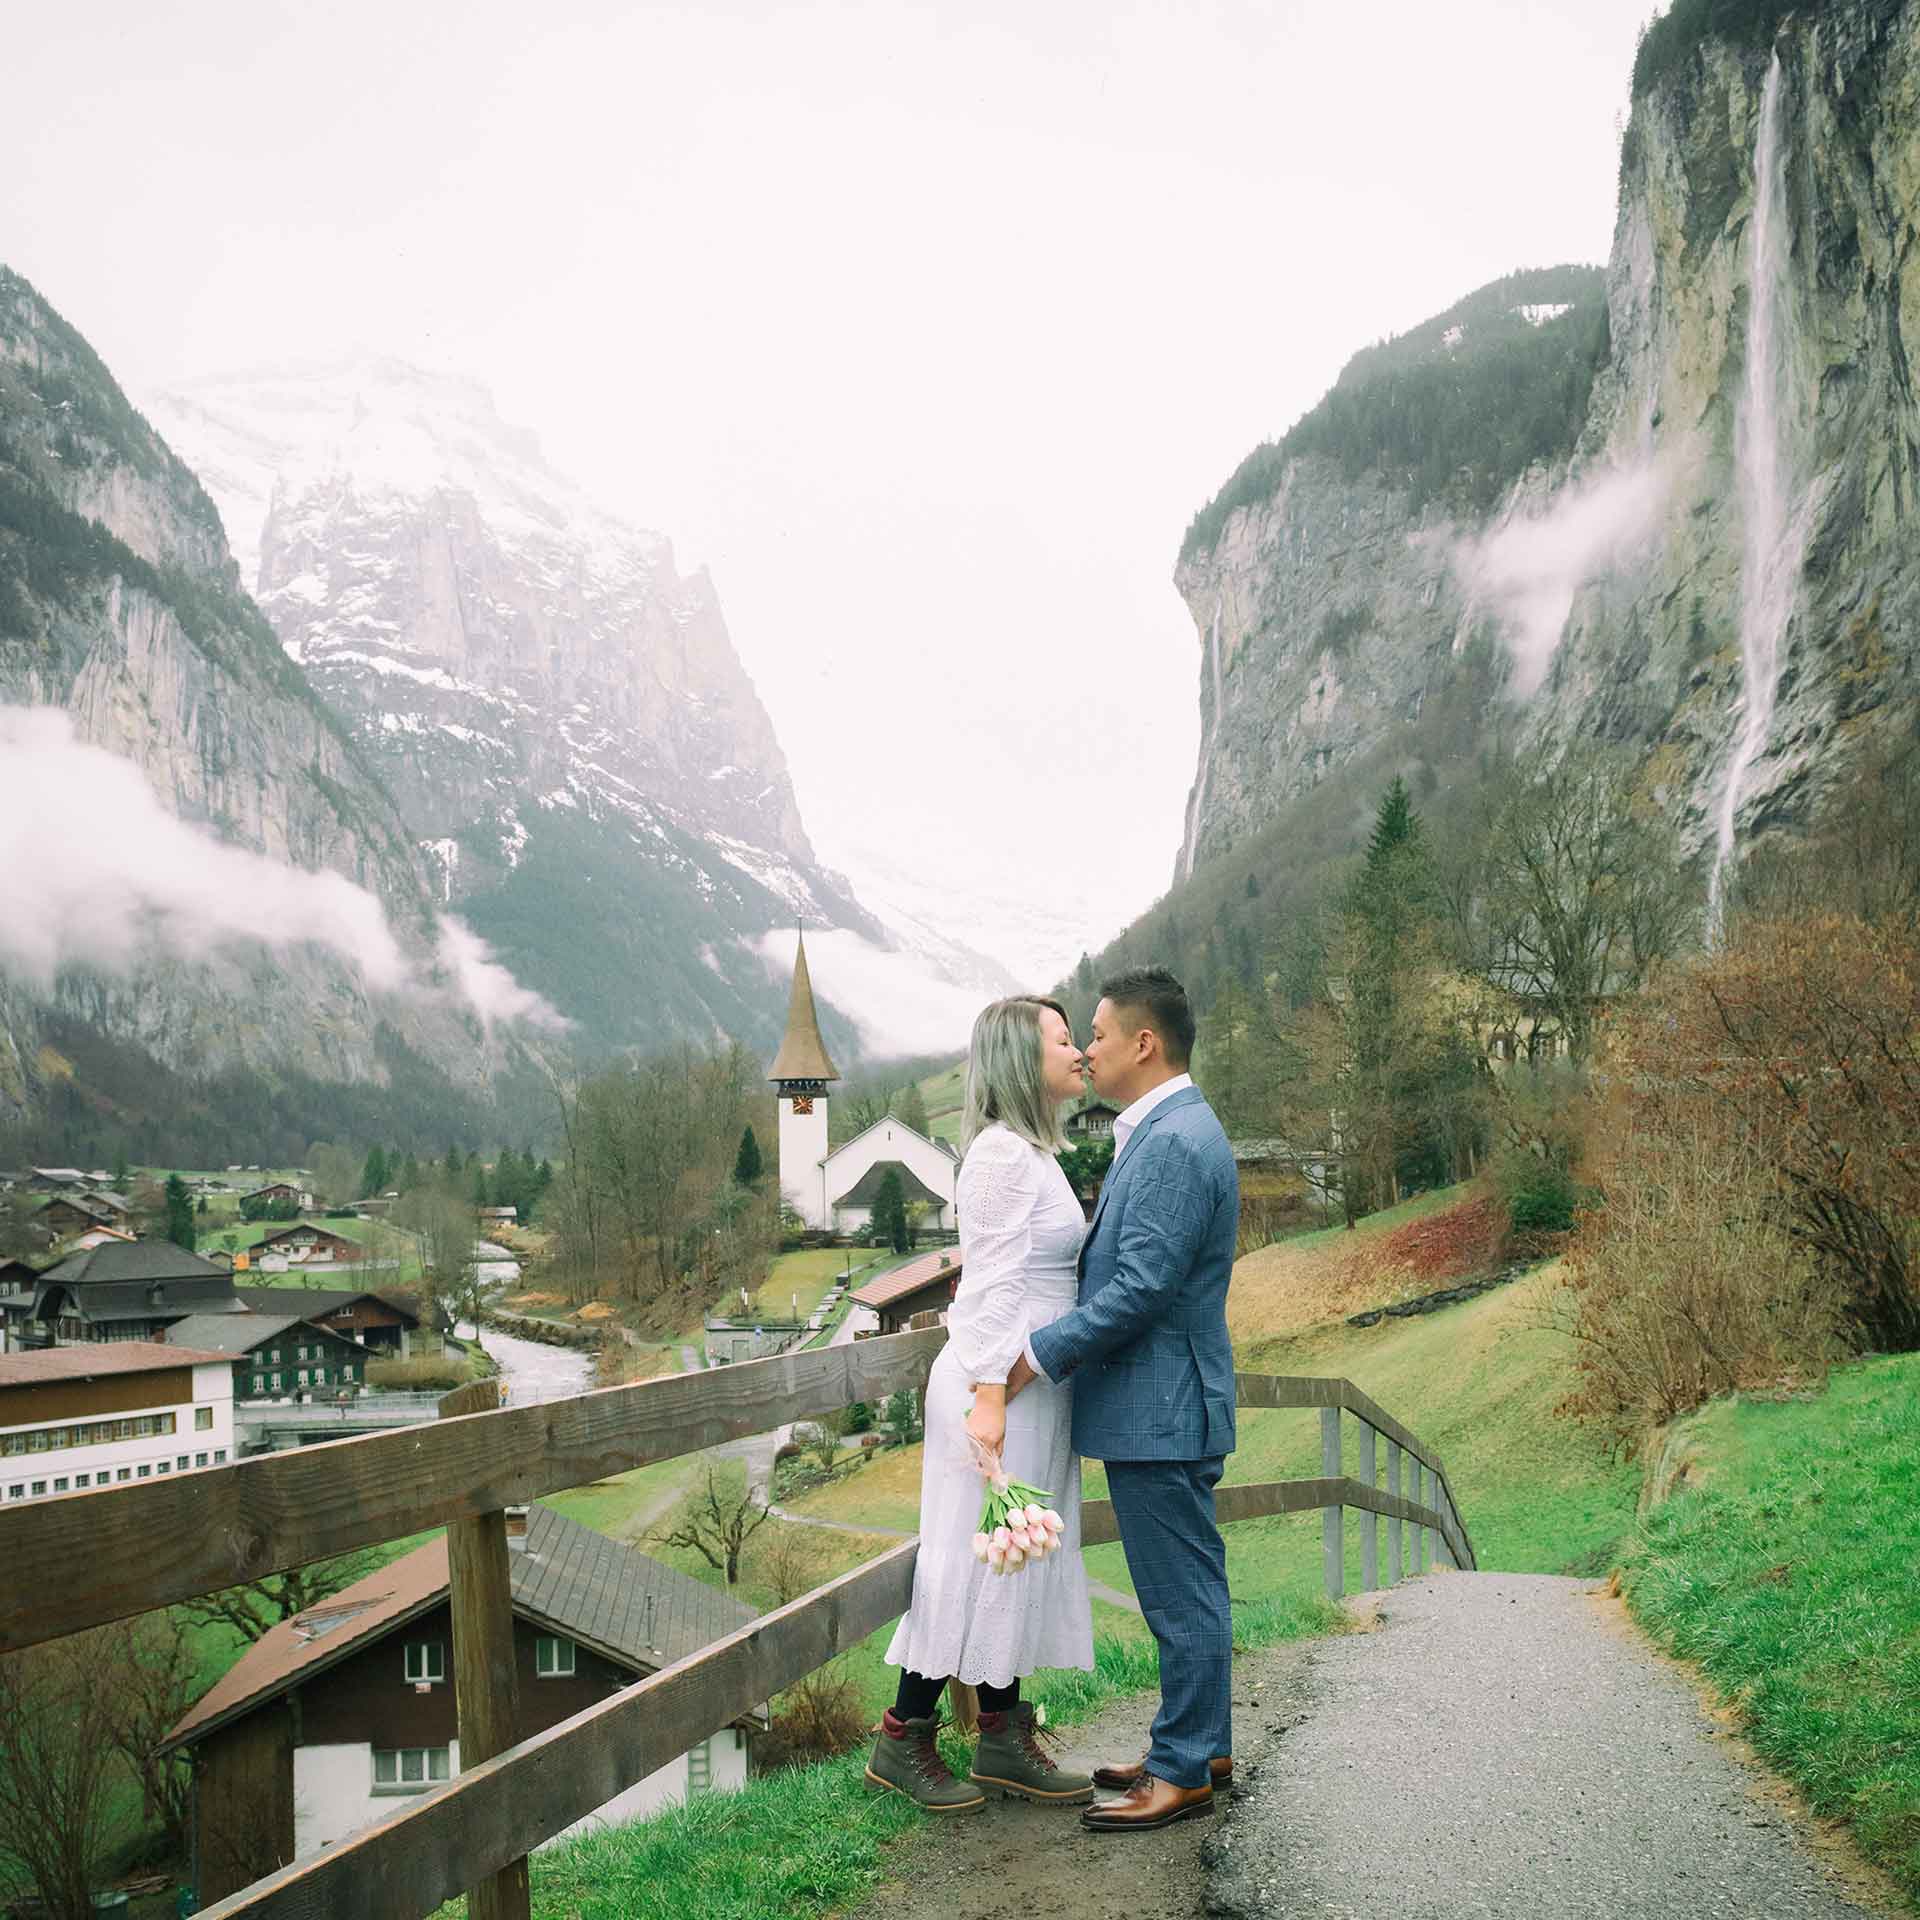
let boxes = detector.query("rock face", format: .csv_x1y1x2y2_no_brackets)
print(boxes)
150,361,884,1055
0,269,505,1130
1175,0,1920,889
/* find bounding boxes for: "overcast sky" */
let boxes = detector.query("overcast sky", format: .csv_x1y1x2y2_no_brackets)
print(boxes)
6,0,1650,984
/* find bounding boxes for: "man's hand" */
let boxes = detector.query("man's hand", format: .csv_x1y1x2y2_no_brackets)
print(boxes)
1005,1352,1037,1401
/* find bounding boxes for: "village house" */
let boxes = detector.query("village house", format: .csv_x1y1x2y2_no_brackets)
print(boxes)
232,1285,423,1355
243,1222,365,1269
477,1205,518,1224
28,1240,248,1345
35,1188,133,1240
1064,1100,1121,1140
849,1248,962,1335
161,1502,762,1905
1,1341,235,1505
0,1259,41,1353
163,1311,371,1400
242,1180,314,1212
25,1166,90,1192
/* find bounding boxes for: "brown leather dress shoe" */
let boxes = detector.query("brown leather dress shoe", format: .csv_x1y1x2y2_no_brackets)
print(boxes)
1091,1753,1233,1792
1079,1773,1215,1831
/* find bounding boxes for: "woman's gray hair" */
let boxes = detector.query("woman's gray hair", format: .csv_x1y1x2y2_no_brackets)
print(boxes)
960,996,1071,1155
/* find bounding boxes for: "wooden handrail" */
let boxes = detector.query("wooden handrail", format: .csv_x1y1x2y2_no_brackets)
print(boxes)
0,1326,1473,1920
0,1327,947,1653
192,1476,1468,1920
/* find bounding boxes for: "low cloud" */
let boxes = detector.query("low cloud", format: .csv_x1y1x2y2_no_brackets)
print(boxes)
757,928,996,1058
0,705,560,1030
1452,461,1668,698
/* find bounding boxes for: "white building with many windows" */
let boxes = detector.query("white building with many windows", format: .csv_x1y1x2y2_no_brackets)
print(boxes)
0,1341,235,1505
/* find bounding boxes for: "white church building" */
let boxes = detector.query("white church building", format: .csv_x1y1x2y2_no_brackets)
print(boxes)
769,934,958,1235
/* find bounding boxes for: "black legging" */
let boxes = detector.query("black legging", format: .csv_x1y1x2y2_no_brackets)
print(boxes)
893,1669,1019,1721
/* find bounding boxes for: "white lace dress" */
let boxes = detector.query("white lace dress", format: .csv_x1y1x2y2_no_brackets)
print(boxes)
884,1124,1095,1687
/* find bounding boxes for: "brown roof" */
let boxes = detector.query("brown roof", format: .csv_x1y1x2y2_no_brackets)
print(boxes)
850,1250,961,1312
0,1340,234,1388
161,1503,760,1755
767,932,840,1084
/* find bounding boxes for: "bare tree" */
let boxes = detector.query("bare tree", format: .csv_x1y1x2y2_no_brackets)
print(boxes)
96,1616,201,1858
0,1632,136,1919
650,1468,774,1586
183,1550,381,1644
1455,744,1698,1067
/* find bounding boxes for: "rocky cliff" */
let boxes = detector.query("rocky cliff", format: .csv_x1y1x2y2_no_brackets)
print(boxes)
0,269,519,1142
148,362,897,1057
1174,0,1919,900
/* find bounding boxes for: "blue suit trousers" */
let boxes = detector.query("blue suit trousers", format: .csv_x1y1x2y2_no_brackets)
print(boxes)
1106,1456,1232,1789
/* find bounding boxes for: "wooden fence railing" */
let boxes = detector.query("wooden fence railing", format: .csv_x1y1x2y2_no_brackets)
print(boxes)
0,1328,1471,1920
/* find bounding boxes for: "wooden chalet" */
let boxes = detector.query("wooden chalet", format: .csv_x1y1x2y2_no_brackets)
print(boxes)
160,1503,762,1904
849,1249,961,1335
245,1222,365,1268
163,1311,372,1400
232,1285,423,1354
28,1240,248,1345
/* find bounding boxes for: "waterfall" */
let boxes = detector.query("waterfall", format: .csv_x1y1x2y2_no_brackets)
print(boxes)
1183,599,1224,882
1707,52,1811,935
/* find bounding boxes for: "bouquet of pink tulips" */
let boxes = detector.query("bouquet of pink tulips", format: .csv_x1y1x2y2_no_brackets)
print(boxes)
970,1474,1065,1575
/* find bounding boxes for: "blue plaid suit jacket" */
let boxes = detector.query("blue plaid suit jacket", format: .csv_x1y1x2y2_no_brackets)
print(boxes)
1028,1085,1238,1463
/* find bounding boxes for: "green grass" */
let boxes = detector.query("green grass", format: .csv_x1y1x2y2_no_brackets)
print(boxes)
1621,1353,1920,1905
916,1060,964,1144
432,1588,1337,1920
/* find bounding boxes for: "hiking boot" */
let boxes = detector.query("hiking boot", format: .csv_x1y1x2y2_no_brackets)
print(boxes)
865,1710,987,1814
970,1703,1095,1804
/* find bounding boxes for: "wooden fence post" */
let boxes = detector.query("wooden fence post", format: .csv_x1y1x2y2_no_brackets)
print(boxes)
1320,1406,1343,1601
439,1378,531,1920
1386,1442,1402,1585
1360,1423,1378,1591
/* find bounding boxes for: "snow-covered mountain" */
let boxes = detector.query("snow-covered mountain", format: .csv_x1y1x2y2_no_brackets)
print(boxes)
151,359,1014,1057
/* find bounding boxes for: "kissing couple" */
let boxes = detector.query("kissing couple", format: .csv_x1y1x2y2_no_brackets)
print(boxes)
868,966,1240,1831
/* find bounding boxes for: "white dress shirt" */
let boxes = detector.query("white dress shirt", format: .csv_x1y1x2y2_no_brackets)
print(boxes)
1022,1072,1194,1382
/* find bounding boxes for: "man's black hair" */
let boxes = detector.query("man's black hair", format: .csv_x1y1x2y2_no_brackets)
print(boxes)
1099,965,1195,1069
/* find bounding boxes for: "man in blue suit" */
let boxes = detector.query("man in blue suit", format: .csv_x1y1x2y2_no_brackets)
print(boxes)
1009,966,1239,1831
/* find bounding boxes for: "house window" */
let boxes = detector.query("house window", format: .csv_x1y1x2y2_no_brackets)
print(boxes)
372,1746,451,1793
1,1436,21,1456
5,1486,20,1500
270,1373,282,1390
535,1636,575,1678
157,1461,171,1474
163,1413,177,1435
195,1407,214,1431
252,1374,266,1394
403,1642,445,1685
687,1737,712,1795
31,1480,47,1497
196,1452,209,1468
297,1370,309,1387
135,1418,154,1437
52,1477,68,1492
342,1363,356,1380
116,1468,131,1482
137,1464,151,1478
177,1455,189,1471
269,1349,281,1364
74,1473,89,1488
214,1449,227,1464
27,1433,46,1453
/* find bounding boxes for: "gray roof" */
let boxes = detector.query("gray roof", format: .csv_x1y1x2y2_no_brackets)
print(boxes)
40,1239,229,1288
34,1270,249,1325
233,1284,422,1326
163,1311,357,1355
511,1503,757,1670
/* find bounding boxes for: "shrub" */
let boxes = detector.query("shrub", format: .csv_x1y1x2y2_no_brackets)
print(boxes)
759,1661,871,1771
1501,1156,1580,1237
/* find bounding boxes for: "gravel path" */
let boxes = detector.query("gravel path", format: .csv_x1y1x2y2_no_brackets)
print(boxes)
1206,1572,1885,1919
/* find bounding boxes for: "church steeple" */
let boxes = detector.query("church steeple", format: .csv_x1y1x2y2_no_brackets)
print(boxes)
768,931,840,1086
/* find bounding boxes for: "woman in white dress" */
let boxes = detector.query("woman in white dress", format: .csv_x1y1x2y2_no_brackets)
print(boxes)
867,996,1096,1814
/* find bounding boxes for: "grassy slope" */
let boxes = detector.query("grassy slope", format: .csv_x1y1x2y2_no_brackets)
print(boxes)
1622,1354,1920,1904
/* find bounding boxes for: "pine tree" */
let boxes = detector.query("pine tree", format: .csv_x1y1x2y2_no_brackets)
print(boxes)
872,1169,910,1254
359,1145,388,1200
163,1174,196,1252
733,1126,763,1187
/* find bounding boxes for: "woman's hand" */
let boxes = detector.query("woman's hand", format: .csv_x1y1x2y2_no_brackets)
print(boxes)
965,1383,1007,1464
